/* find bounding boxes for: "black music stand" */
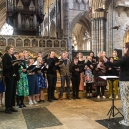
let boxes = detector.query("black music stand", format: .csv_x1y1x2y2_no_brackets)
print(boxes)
99,76,124,120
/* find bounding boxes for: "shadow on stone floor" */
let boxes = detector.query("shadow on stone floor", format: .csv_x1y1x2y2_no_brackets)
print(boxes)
22,107,62,129
96,117,129,129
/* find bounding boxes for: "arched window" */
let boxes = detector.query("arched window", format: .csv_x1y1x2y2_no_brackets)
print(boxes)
0,23,13,35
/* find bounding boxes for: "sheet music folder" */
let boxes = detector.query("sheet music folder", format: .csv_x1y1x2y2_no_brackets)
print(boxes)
99,76,119,80
11,59,26,62
27,65,36,70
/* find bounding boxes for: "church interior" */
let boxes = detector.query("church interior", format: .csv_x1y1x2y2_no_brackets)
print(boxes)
0,0,129,129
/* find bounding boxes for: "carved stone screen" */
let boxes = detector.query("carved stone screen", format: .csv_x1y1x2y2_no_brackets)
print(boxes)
32,39,38,47
61,40,66,47
8,38,15,46
0,38,6,46
39,39,45,47
47,40,52,47
24,39,30,46
54,40,59,47
16,38,23,46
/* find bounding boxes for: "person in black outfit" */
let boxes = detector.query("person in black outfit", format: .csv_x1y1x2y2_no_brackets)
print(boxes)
2,45,20,114
70,57,81,99
112,42,129,126
46,51,59,102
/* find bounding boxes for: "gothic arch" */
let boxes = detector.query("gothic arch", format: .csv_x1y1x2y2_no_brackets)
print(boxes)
50,20,56,38
69,11,91,37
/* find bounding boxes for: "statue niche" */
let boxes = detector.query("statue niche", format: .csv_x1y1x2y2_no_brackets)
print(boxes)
39,40,45,47
0,38,6,46
8,38,15,46
54,40,59,47
32,39,38,47
24,39,30,46
47,40,52,47
16,38,23,46
61,40,66,47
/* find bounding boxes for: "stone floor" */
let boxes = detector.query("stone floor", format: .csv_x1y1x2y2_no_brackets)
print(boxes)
0,98,123,129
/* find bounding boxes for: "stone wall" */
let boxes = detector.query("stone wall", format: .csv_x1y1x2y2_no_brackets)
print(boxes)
106,4,129,57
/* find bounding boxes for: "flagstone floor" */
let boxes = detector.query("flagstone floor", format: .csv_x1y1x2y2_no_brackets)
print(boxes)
0,98,123,129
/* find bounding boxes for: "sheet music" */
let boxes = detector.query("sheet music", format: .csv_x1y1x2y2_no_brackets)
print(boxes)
99,76,119,80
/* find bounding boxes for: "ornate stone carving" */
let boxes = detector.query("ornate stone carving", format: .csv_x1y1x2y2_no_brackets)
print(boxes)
39,39,45,47
61,40,66,47
24,39,30,46
54,40,59,47
0,38,6,46
115,6,125,16
16,38,23,46
32,39,38,47
8,38,15,46
124,7,129,17
47,40,52,47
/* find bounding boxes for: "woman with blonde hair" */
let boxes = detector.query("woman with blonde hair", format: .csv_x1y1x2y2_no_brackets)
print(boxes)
77,53,85,91
36,57,47,102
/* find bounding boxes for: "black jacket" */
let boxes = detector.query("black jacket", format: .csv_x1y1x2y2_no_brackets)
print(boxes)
2,53,20,80
113,55,129,81
46,58,57,75
70,64,81,77
106,61,119,76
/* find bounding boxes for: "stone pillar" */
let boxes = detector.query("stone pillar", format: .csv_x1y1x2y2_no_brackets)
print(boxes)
33,14,37,30
18,13,21,28
91,18,106,55
39,0,43,13
63,0,69,38
63,0,72,59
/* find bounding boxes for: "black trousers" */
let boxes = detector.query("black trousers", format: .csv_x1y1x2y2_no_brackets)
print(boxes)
5,77,17,109
86,83,92,93
97,86,104,96
47,74,57,100
16,95,24,105
72,76,80,97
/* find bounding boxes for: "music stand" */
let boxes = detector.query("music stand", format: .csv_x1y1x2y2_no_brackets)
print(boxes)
99,76,124,120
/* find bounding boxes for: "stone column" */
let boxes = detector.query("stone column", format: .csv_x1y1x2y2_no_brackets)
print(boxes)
91,17,106,55
63,0,72,59
18,13,21,28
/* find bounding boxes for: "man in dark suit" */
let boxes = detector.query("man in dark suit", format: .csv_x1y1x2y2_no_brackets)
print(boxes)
2,45,19,114
46,51,60,102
